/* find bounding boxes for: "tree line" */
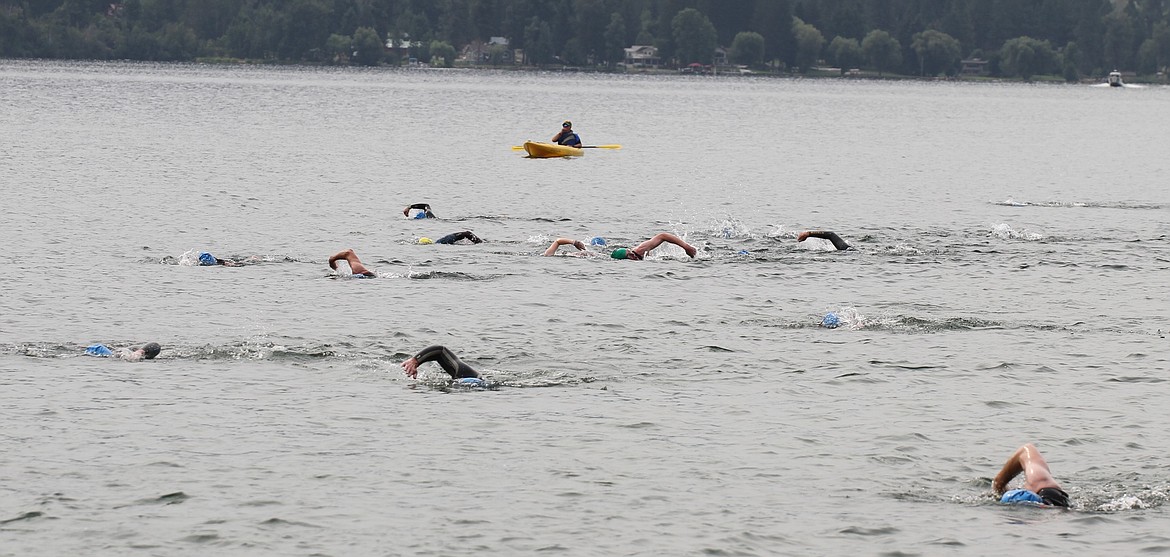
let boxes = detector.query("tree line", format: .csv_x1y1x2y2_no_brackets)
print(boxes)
2,0,1169,79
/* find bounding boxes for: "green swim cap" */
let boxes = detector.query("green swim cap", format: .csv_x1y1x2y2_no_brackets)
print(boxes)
611,248,628,259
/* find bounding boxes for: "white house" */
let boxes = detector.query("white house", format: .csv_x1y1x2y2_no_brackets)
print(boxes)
624,45,661,68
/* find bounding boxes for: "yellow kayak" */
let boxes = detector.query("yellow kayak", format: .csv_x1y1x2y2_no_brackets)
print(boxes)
523,141,583,158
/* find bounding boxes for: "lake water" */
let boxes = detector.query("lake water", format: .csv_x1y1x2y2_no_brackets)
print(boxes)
1,59,1169,556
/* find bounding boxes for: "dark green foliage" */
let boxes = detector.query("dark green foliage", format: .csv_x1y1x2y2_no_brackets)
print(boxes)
352,25,382,65
999,36,1058,80
911,29,961,76
729,31,765,66
0,0,1166,76
603,12,626,67
429,39,456,66
826,35,861,72
861,28,900,75
793,17,824,72
672,7,716,65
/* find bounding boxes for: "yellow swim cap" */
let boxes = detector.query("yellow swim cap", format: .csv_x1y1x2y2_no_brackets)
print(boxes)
418,237,434,245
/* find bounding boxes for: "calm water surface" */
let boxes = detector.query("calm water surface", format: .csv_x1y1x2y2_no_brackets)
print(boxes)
2,60,1169,556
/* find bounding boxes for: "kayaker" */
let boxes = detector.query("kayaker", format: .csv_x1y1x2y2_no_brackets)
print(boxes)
403,203,436,218
797,230,851,250
993,443,1071,508
551,120,582,147
402,345,481,379
610,233,697,260
328,248,377,277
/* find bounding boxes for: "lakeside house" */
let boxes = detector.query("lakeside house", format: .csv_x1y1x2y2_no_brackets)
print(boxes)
713,46,728,66
623,45,661,68
461,36,512,64
960,58,989,76
385,34,422,60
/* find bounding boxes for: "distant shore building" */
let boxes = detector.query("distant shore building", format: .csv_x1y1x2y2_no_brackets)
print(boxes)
713,46,728,66
624,45,661,68
960,58,989,76
462,36,512,64
385,34,422,60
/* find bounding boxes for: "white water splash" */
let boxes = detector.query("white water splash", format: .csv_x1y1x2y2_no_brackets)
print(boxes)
990,223,1044,241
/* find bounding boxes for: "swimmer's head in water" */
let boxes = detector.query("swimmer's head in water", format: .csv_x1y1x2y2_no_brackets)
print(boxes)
1001,489,1044,505
611,248,627,259
590,237,606,246
142,342,161,359
418,237,434,245
1037,487,1070,508
198,252,217,266
414,212,428,219
821,312,841,329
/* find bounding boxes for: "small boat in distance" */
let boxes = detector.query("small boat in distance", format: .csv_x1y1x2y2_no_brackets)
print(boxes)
1107,70,1123,87
523,141,583,158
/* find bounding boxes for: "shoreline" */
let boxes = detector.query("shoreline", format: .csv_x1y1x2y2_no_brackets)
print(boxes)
4,55,1165,85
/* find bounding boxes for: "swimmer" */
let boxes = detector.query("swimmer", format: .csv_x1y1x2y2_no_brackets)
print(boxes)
993,443,1070,508
420,231,483,245
797,230,851,251
610,233,697,260
543,238,590,256
328,248,376,277
196,252,242,266
85,342,161,361
402,345,480,379
403,203,436,218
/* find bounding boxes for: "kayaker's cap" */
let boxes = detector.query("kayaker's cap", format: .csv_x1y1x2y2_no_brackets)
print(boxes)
418,237,434,245
611,248,628,259
198,252,217,266
562,121,572,128
590,237,606,246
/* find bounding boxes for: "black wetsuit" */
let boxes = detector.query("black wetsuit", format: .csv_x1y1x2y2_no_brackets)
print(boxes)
1037,487,1070,507
806,231,850,251
407,203,436,218
413,345,480,379
436,231,483,244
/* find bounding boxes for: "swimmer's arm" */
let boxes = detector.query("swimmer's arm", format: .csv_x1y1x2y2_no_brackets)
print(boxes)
543,238,586,256
798,230,850,250
327,252,342,270
403,203,431,216
993,447,1027,495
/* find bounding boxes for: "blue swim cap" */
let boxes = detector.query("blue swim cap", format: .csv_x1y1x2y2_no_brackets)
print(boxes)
821,312,841,329
198,252,217,266
590,237,607,246
457,377,486,387
737,249,750,255
85,343,113,357
1001,489,1045,505
414,212,428,219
